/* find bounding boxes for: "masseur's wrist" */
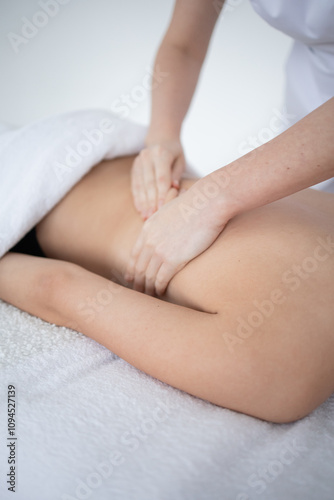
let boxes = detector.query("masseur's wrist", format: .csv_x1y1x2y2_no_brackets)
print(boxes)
145,120,181,146
183,175,237,233
144,132,181,147
206,156,256,222
144,136,181,149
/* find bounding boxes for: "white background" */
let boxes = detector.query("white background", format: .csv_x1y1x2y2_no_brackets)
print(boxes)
0,0,292,175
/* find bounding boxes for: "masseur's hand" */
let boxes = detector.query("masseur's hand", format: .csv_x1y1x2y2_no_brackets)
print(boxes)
125,182,227,296
131,139,185,220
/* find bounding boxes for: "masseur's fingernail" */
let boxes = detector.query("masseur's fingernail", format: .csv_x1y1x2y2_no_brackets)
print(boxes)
158,199,164,209
146,208,154,218
172,179,179,189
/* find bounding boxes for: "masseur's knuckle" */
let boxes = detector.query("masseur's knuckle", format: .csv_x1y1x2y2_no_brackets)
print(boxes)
147,196,156,209
153,144,164,156
155,243,168,261
139,149,150,161
146,179,155,190
155,279,166,296
155,274,165,287
156,145,170,158
145,272,155,283
157,174,169,187
142,222,154,237
134,264,146,276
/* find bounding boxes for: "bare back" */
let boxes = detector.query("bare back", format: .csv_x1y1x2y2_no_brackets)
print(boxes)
36,155,334,311
1,134,333,422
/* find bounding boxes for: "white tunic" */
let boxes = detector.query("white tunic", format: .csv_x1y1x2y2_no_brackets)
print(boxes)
249,0,334,191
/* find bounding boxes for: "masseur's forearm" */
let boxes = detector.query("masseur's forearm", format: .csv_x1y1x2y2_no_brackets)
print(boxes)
205,97,334,223
145,0,224,144
145,43,203,144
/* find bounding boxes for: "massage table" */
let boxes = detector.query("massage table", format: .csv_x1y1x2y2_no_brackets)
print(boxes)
0,110,333,500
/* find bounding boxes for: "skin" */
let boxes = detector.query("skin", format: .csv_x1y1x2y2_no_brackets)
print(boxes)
128,98,334,295
128,0,334,296
0,154,333,424
132,0,223,217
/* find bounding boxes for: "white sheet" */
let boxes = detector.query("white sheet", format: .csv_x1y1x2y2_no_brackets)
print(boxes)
0,110,334,500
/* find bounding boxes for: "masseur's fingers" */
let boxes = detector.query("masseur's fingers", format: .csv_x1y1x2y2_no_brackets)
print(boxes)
171,153,185,189
144,257,163,296
125,230,145,290
164,186,180,204
126,183,229,297
130,140,185,220
153,147,173,210
131,155,148,215
154,261,179,297
126,186,181,295
131,147,170,219
142,151,158,218
132,248,153,293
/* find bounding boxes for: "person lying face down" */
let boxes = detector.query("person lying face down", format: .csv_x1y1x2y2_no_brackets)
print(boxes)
1,153,334,424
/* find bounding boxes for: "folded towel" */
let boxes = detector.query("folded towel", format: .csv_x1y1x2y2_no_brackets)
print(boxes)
0,109,147,258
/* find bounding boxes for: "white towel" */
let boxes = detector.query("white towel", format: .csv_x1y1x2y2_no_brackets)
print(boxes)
1,110,334,500
0,109,147,258
1,298,334,500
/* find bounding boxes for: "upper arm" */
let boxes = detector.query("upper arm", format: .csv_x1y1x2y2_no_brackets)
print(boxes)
163,0,224,62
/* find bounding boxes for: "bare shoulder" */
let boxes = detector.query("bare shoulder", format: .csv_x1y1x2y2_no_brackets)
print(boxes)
288,187,334,215
167,187,334,315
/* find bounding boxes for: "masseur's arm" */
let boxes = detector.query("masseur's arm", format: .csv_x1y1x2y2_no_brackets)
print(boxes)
131,0,224,219
125,97,334,296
